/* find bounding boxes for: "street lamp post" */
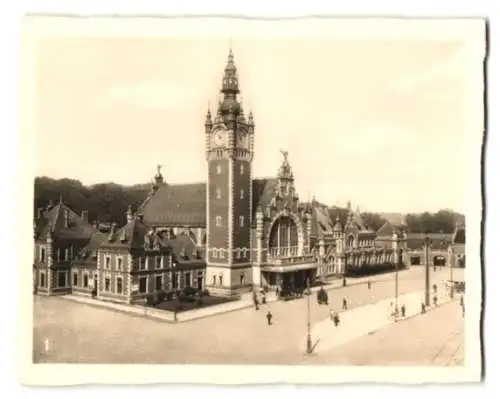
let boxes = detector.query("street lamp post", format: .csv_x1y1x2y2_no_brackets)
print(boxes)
394,230,400,320
449,242,455,299
342,254,347,287
424,235,431,307
305,279,313,354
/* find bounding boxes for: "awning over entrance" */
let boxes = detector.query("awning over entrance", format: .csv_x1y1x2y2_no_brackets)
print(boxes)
261,262,317,273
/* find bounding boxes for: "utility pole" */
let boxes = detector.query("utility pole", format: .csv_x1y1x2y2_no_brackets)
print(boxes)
424,235,431,307
306,279,312,354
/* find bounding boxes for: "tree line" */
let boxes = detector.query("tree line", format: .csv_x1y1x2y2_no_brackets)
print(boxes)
34,177,464,233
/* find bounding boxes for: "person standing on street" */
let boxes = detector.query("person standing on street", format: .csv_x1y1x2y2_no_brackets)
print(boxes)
401,304,406,318
334,311,340,327
342,297,348,310
433,295,438,307
367,280,372,290
266,310,273,326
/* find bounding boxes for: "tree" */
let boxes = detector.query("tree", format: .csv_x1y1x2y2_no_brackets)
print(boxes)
360,212,386,232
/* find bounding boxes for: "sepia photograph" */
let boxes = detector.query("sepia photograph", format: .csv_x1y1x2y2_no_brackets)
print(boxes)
19,16,485,385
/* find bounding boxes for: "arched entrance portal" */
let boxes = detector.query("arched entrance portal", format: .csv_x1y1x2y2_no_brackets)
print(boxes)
264,215,314,292
269,216,299,258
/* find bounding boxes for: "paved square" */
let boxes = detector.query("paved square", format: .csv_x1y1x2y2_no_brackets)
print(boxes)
33,267,465,365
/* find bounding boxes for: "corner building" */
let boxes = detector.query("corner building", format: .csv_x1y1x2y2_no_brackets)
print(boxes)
138,49,408,296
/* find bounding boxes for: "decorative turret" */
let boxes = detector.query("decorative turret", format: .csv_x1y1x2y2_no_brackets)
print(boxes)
154,164,165,186
333,215,342,236
205,108,212,133
219,48,241,119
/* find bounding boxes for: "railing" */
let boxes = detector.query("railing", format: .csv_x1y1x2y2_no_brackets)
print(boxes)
269,246,299,259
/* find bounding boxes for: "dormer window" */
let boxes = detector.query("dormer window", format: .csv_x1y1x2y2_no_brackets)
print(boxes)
212,248,217,258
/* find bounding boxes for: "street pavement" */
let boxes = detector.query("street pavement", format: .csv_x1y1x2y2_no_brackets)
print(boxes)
33,266,465,365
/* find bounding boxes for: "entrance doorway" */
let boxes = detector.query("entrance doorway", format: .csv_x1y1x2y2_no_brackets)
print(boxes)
434,256,446,267
410,256,421,265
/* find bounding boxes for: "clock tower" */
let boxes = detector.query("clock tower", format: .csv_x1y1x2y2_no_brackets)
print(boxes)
205,49,255,295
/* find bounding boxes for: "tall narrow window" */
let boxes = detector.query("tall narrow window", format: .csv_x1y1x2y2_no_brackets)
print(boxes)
216,216,222,226
105,277,110,292
117,257,123,271
212,248,217,258
40,247,46,262
73,272,78,287
83,274,89,288
240,164,244,175
240,189,244,199
139,276,147,293
216,188,221,199
139,257,146,270
239,215,245,227
116,277,123,294
155,256,162,269
58,271,66,287
216,164,222,174
155,275,162,291
105,256,111,269
40,272,45,288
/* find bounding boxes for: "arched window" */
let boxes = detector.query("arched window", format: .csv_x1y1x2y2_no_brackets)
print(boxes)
346,235,355,249
269,216,299,258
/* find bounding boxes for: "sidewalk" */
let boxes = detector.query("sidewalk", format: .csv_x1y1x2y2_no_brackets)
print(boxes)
63,293,266,323
300,289,457,354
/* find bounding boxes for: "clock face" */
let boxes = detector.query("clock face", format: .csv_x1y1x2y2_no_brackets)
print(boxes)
213,130,226,147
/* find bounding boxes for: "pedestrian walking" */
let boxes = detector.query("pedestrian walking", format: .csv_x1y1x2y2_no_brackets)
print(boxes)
262,292,267,305
266,310,273,326
460,295,464,308
334,312,340,327
342,297,348,310
433,284,437,294
401,304,406,318
462,304,465,318
433,295,438,307
367,280,372,290
421,302,426,314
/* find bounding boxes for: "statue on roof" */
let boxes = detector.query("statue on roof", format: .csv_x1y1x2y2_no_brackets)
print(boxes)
280,149,289,162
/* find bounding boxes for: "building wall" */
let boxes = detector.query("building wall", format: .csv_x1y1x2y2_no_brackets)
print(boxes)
231,158,251,264
207,158,230,263
97,249,131,303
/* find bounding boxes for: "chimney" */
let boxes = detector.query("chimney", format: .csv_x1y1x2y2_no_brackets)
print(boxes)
126,205,133,223
108,222,117,241
64,209,70,227
81,210,89,223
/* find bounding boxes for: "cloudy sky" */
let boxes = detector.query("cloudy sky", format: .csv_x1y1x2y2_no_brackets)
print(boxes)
34,30,480,213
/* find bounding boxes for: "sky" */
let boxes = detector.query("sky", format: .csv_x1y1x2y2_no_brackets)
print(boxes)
34,35,475,214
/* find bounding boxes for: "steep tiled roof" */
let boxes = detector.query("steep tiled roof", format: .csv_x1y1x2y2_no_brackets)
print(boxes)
141,183,206,227
376,220,396,237
74,230,108,265
161,234,206,267
251,178,279,219
405,233,454,250
312,205,334,237
453,226,466,245
100,218,152,250
140,178,279,227
35,202,96,242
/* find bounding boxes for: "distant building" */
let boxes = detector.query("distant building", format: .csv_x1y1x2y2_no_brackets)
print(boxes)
376,221,466,267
